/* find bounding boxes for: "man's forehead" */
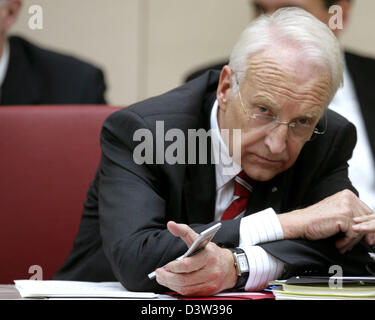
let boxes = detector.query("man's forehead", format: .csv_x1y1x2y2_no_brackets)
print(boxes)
245,47,328,84
251,92,324,117
241,52,331,113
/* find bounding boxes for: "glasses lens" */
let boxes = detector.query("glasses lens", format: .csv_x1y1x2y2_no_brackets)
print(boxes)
292,125,314,138
251,114,275,126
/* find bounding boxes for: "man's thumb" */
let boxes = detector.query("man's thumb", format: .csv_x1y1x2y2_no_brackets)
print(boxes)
167,221,198,247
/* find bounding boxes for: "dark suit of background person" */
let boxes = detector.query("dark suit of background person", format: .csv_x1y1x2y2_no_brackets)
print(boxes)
54,70,375,292
0,35,106,105
185,53,375,166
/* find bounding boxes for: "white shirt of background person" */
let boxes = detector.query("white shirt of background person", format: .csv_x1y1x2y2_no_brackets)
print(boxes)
329,57,375,212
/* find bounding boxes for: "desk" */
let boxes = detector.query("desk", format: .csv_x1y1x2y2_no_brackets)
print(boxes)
0,285,21,299
0,284,169,300
0,284,274,300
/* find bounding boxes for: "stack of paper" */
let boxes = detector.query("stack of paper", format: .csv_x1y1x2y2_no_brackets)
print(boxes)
271,276,375,300
14,280,159,299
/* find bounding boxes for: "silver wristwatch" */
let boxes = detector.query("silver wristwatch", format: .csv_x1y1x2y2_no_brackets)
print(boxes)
230,248,249,288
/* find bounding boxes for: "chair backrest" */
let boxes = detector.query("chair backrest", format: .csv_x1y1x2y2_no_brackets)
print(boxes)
0,105,120,283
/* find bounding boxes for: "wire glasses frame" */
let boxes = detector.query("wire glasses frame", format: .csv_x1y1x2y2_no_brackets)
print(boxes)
235,78,327,140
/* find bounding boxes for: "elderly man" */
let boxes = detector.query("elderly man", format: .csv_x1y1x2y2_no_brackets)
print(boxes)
186,0,375,213
0,0,106,104
55,8,374,296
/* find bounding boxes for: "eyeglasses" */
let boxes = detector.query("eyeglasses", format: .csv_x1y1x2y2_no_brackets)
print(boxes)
237,83,327,141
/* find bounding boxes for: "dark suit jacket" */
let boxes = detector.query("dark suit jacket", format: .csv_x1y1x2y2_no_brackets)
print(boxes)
0,36,106,105
185,50,375,161
54,70,374,292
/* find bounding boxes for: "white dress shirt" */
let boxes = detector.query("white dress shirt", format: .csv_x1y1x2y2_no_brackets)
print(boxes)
329,57,375,212
210,100,285,291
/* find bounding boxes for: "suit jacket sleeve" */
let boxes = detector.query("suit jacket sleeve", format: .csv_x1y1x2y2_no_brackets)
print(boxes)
97,108,240,292
259,121,375,277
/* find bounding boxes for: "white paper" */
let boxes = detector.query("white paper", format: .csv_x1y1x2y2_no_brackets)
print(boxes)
14,280,159,299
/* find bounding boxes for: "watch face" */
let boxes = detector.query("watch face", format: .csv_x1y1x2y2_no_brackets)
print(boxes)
237,254,249,273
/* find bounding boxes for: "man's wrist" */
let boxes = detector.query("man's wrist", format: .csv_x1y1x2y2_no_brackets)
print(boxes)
222,248,238,290
228,248,249,289
278,209,306,239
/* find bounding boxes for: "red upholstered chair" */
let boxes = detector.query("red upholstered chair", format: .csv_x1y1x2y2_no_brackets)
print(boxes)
0,105,120,283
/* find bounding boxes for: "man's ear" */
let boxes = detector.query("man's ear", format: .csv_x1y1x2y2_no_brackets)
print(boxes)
1,0,22,32
216,65,234,112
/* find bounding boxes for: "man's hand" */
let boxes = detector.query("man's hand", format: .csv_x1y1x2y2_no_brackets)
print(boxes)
353,214,375,245
278,189,375,253
155,221,237,296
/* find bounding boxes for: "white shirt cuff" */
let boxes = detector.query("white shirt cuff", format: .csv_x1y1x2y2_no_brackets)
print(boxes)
242,245,285,291
239,207,284,247
238,208,285,291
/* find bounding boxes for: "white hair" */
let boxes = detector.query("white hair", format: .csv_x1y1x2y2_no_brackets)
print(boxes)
229,7,343,103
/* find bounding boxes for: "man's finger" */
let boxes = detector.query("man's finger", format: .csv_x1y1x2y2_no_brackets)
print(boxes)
156,266,220,296
357,199,374,217
352,198,374,219
167,221,199,247
157,263,206,287
353,215,375,223
335,232,363,254
364,233,375,246
336,230,375,253
164,254,206,274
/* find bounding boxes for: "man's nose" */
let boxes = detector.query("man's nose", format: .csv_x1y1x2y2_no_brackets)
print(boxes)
264,124,288,154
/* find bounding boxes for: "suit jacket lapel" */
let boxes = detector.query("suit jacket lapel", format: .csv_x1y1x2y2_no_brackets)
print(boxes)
185,166,287,223
1,36,42,105
246,170,290,215
183,91,217,224
183,162,216,224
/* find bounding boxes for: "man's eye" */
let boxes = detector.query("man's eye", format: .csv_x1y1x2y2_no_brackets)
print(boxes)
257,106,269,113
297,118,311,127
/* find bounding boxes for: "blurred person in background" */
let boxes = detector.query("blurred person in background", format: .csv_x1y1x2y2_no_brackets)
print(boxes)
0,0,107,105
186,0,375,212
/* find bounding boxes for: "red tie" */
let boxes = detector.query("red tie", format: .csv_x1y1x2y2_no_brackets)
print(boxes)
221,171,254,221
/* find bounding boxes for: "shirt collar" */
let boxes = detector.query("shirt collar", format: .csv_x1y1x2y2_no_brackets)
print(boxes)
210,99,242,191
0,40,10,87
